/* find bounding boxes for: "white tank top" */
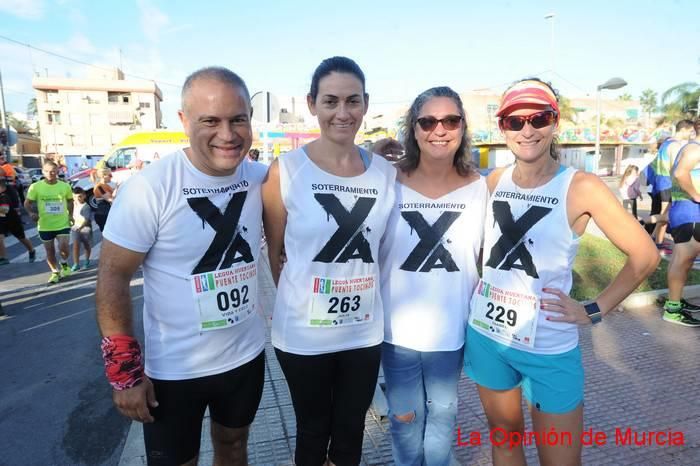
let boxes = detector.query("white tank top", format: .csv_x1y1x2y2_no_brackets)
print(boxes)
381,176,488,351
469,164,580,354
272,147,397,355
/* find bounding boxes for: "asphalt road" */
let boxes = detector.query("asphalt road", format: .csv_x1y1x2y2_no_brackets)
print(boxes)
0,224,142,466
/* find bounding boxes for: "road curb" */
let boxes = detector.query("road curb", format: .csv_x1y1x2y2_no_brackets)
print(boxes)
620,284,700,310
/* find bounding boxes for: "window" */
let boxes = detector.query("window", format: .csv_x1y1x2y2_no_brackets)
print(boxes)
46,91,60,104
139,102,151,109
106,147,137,169
108,92,131,104
47,111,62,125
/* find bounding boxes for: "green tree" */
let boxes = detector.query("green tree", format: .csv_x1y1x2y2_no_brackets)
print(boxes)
639,89,658,123
618,93,633,101
3,112,31,134
661,82,699,121
558,95,579,123
26,98,37,119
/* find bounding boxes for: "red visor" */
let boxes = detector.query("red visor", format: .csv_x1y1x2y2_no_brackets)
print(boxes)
496,81,559,117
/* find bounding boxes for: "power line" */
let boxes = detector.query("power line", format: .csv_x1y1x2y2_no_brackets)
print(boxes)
0,33,182,89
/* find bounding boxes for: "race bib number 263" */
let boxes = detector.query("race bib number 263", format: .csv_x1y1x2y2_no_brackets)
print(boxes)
308,275,375,327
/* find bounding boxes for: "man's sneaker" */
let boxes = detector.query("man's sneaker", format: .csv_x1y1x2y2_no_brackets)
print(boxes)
83,259,91,269
47,272,60,284
60,263,72,277
680,299,700,313
663,309,700,327
0,258,9,266
28,250,36,263
70,263,80,272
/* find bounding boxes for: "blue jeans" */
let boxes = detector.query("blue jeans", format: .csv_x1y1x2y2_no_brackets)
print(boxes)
381,342,463,466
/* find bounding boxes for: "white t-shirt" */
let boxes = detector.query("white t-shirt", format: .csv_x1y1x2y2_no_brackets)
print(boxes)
272,147,396,355
381,177,488,351
104,151,267,380
469,164,579,354
72,201,93,231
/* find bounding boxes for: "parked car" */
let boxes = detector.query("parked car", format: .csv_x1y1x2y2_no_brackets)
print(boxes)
13,167,32,189
27,168,43,183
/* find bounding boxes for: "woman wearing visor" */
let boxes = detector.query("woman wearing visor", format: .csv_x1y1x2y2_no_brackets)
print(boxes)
464,78,658,465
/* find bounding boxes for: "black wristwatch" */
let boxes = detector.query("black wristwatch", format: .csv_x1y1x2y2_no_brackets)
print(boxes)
584,302,602,325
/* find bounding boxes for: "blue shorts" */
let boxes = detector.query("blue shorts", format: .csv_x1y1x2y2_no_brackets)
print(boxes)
464,325,584,414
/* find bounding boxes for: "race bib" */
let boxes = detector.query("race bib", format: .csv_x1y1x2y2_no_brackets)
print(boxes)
308,275,375,327
44,201,64,215
190,262,257,332
468,279,539,348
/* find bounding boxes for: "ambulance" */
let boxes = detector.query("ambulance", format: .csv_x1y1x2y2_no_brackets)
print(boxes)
69,131,189,193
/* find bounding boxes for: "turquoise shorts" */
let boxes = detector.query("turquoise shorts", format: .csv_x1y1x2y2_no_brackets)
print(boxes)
464,325,584,414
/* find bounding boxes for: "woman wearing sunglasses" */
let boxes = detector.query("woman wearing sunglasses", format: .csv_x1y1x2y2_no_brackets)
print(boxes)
465,78,659,465
378,86,487,465
262,56,396,466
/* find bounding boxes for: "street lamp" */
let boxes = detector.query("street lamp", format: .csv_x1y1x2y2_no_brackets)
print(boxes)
544,13,555,72
594,77,627,173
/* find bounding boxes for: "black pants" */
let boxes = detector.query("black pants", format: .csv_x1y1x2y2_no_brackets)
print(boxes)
143,352,265,465
623,199,638,218
275,344,381,466
94,202,111,232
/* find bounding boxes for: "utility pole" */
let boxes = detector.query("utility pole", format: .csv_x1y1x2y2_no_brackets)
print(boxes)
0,68,11,159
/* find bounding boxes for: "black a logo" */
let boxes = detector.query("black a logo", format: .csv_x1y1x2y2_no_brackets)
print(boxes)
484,201,551,278
188,191,253,274
313,193,375,263
400,211,460,272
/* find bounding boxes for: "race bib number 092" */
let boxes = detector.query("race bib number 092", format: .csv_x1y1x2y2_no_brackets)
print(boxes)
191,263,257,331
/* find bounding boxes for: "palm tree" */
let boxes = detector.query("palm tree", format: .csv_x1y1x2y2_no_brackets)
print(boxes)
26,98,38,119
639,89,657,125
557,95,579,123
661,82,699,120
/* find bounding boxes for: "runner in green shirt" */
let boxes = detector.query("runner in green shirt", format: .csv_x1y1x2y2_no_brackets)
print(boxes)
25,160,75,284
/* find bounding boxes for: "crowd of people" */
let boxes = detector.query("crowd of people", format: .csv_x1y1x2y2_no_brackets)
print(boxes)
641,119,700,327
3,56,697,465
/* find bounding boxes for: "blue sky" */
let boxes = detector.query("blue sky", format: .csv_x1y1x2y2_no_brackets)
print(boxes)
1,0,698,127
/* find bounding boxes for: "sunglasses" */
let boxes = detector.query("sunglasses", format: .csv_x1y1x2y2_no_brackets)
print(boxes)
416,115,463,132
499,111,558,131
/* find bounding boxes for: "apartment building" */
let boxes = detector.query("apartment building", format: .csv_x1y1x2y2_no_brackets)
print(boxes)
32,68,163,156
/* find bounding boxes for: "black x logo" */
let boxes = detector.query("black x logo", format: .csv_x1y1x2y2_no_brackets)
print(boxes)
313,193,376,263
484,201,551,278
400,211,461,272
188,191,253,274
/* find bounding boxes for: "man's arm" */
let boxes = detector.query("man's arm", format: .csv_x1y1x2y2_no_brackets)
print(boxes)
24,199,38,221
96,239,144,335
96,239,157,422
673,145,700,203
66,199,74,225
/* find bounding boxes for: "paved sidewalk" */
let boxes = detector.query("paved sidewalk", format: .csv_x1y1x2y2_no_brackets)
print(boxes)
118,249,700,465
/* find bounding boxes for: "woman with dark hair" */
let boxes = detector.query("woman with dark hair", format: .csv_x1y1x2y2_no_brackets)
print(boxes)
465,78,658,465
378,86,487,465
262,56,396,466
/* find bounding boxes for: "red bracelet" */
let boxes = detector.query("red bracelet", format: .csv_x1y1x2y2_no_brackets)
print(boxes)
100,335,145,391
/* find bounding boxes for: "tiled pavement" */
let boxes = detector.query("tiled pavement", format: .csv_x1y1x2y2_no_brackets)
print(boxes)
119,250,700,465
